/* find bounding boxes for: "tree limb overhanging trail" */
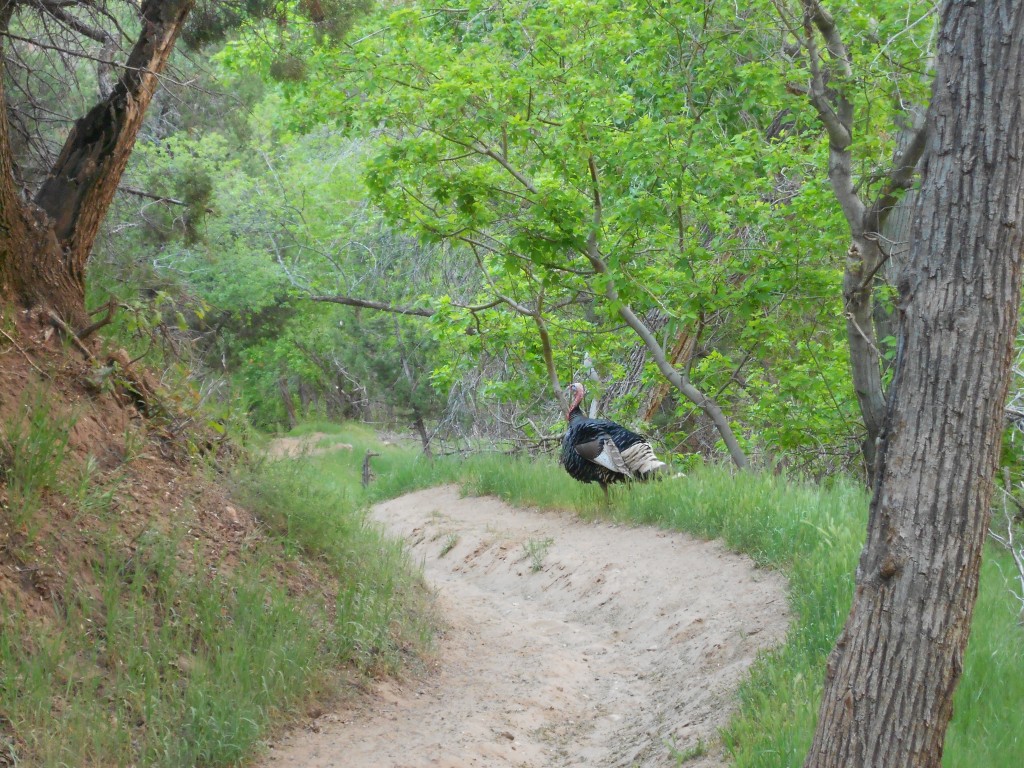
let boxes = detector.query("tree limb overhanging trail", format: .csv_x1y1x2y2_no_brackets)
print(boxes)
805,0,1024,764
582,155,749,470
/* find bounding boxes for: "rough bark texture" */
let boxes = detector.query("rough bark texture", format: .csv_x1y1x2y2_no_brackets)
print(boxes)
0,0,195,326
805,2,1024,765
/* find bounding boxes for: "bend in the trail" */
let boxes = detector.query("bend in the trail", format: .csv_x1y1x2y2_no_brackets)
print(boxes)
261,485,789,768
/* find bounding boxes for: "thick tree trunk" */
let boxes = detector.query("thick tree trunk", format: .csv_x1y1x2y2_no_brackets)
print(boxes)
0,1,195,326
805,2,1024,765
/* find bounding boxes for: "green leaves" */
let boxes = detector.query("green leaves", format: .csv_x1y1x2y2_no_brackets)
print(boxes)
103,0,939,468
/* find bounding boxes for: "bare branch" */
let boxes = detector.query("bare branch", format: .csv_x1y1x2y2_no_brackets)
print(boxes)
41,3,113,46
119,185,214,213
308,295,436,317
800,0,865,232
307,293,506,317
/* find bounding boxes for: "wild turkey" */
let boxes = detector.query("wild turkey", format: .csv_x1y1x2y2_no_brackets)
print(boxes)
560,382,667,497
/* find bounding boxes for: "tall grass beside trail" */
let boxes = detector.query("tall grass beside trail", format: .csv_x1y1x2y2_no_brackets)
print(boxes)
228,451,437,672
422,451,1023,768
1,532,327,767
1,417,434,768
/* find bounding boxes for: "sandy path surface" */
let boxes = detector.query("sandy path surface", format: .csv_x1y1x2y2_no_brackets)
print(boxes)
259,485,789,767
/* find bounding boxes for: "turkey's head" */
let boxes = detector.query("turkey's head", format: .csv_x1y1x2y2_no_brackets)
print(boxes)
567,382,586,419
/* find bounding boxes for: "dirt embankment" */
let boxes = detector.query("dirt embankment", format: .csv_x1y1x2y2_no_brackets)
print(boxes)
260,485,789,768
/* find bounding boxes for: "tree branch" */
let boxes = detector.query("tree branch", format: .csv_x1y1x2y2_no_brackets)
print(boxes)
307,293,507,317
41,3,113,46
583,156,749,469
34,0,197,260
308,295,436,316
119,184,215,213
864,117,929,236
800,0,864,232
473,139,539,194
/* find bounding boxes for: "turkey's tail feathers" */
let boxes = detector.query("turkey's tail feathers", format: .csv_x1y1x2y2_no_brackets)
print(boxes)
620,441,668,479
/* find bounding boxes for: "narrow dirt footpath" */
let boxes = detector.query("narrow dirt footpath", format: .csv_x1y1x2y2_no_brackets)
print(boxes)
260,485,789,767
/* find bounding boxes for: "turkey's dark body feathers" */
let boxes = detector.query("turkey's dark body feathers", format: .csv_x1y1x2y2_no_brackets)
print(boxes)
560,409,665,488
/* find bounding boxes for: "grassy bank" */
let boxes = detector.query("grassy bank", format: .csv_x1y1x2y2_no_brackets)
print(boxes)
1,416,433,767
296,430,1023,767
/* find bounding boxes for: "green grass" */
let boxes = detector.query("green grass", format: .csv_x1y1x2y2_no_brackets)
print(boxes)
946,549,1024,764
1,419,434,767
0,529,329,766
229,453,436,672
1,389,72,536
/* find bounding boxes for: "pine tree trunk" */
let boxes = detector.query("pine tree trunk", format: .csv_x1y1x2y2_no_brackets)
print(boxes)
806,2,1024,765
0,1,195,326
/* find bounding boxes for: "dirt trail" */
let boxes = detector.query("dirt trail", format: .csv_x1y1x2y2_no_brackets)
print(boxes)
259,485,789,768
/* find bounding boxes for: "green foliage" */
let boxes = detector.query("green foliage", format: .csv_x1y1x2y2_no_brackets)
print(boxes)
101,0,941,470
341,0,862,468
184,0,372,50
522,536,554,572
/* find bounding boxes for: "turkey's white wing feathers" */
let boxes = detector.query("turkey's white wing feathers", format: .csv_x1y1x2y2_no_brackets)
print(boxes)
575,437,633,478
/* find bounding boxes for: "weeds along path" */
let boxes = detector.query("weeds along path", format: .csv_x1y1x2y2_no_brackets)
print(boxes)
260,485,789,767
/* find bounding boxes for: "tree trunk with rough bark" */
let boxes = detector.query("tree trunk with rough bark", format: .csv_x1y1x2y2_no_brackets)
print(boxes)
0,1,195,326
805,2,1024,765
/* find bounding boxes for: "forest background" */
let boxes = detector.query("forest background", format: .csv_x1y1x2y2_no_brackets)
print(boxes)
92,0,918,476
86,0,1024,480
